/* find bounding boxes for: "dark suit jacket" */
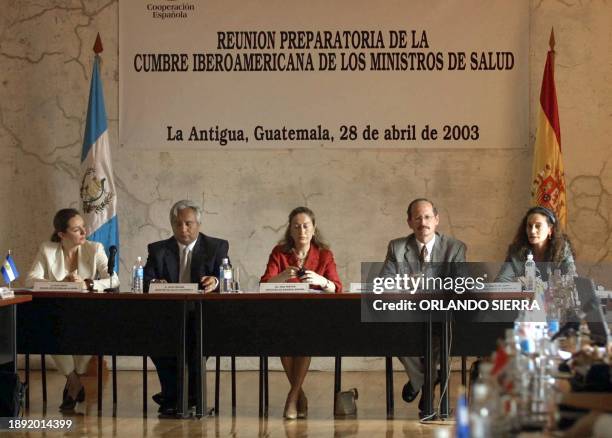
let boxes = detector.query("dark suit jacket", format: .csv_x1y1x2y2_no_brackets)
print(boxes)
379,232,466,279
143,233,229,292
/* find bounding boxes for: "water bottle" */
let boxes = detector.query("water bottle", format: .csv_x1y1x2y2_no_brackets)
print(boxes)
546,299,560,337
524,252,536,292
219,258,233,293
455,386,470,438
132,256,144,293
470,363,500,438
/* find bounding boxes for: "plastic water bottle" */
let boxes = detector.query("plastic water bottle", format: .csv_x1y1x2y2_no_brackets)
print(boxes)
469,363,499,438
219,258,233,293
132,256,144,293
524,252,536,292
455,386,469,438
546,300,560,337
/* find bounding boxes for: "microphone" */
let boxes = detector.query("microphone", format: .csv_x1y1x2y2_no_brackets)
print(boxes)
107,245,117,276
105,245,118,293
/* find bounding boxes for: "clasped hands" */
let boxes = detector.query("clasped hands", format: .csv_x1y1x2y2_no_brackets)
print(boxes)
281,266,328,288
62,272,94,292
151,275,218,293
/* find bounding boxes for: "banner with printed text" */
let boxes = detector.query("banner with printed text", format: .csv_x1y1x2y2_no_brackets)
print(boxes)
119,0,529,149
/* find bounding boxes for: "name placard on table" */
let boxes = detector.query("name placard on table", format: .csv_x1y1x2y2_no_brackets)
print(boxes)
34,281,84,292
259,283,309,293
148,283,199,293
0,288,15,299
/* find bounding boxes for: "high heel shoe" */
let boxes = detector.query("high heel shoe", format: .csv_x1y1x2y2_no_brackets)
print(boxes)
59,393,77,412
297,392,308,419
59,382,84,411
76,386,85,403
283,397,297,420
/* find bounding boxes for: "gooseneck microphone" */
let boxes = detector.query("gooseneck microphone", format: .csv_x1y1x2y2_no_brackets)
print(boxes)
105,245,118,292
108,245,117,276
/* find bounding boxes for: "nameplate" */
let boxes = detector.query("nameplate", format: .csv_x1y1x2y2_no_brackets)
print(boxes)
0,288,15,299
349,283,369,293
34,281,84,292
259,283,309,293
149,283,199,293
478,282,523,293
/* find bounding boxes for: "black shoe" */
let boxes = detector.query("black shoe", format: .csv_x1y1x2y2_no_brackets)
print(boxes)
76,386,85,403
417,372,442,415
152,392,165,406
401,381,419,403
59,395,77,412
157,404,178,419
60,382,81,412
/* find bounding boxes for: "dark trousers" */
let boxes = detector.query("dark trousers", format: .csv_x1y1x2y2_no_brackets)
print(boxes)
151,309,200,403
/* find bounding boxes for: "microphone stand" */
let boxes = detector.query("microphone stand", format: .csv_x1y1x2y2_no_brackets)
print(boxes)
104,252,119,293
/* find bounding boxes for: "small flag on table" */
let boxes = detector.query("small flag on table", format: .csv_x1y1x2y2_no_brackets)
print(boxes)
1,253,19,284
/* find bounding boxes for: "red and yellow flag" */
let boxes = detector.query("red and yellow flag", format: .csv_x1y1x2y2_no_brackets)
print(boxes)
531,29,567,228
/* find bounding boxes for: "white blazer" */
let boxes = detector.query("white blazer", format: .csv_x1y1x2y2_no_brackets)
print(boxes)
26,240,119,291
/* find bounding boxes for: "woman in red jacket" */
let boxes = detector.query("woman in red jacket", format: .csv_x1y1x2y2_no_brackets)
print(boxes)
260,206,342,419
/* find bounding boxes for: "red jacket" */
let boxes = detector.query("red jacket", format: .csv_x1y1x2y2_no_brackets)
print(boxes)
260,244,343,292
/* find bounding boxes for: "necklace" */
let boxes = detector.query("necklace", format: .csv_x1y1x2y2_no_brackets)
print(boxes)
291,248,308,267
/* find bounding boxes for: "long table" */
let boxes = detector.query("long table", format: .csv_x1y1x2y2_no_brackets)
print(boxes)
16,291,515,419
16,291,201,417
0,295,32,371
200,292,516,418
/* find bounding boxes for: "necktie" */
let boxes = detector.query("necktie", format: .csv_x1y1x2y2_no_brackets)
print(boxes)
419,245,428,269
180,247,190,283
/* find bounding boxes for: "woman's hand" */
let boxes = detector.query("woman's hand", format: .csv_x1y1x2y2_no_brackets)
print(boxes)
280,266,300,281
63,271,83,283
299,270,328,288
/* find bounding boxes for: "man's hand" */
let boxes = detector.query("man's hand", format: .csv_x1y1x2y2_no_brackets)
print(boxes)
200,275,218,293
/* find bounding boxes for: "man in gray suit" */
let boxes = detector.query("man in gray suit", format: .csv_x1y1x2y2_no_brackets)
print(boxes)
380,198,466,417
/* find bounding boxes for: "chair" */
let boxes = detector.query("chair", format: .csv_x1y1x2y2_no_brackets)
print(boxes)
23,354,47,409
214,356,237,415
24,354,116,414
139,355,236,416
257,356,394,418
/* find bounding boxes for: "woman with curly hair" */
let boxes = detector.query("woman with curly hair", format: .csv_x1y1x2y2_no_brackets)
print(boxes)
496,206,576,282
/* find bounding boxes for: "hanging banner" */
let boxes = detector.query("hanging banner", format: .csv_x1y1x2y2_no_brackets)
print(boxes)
119,0,529,149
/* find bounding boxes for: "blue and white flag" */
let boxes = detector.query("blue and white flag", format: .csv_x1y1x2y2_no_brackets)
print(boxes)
80,56,119,269
1,254,19,284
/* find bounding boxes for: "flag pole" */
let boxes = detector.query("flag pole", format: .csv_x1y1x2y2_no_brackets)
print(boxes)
7,249,12,290
549,27,555,52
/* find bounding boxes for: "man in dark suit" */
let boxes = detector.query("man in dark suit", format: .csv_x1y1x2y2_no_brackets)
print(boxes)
144,199,229,416
380,198,466,418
